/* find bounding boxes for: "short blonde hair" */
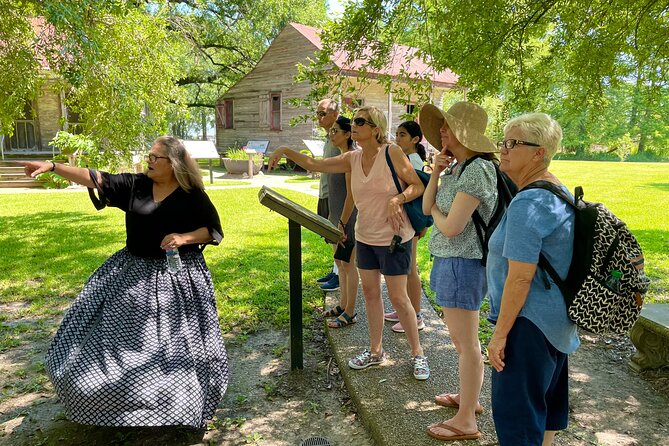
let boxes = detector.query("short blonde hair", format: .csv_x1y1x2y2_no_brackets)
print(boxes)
356,106,388,144
155,136,204,192
504,113,562,167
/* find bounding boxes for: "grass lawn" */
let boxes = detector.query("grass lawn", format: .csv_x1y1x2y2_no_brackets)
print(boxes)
0,161,667,401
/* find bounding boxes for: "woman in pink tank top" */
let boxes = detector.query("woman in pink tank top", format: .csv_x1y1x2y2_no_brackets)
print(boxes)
268,105,430,381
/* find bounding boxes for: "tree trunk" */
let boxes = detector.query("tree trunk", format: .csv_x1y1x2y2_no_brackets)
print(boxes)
201,110,207,141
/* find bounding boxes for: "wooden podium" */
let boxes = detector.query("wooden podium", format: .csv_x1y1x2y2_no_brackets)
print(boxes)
258,186,341,369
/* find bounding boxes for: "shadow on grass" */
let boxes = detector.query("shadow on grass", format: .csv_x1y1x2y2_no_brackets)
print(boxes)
0,211,123,299
648,182,669,192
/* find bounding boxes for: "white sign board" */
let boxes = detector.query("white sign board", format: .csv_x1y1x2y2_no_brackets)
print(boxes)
182,140,219,159
246,140,270,154
302,139,325,157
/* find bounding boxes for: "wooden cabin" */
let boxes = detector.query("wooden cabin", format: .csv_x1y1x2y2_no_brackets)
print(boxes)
215,23,459,156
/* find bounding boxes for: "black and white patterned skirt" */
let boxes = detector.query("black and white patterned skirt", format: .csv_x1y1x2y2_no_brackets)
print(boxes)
45,248,229,427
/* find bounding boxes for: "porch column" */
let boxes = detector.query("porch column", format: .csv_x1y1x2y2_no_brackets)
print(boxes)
387,81,392,139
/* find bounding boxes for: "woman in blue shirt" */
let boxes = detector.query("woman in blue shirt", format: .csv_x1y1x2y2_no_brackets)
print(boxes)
487,113,579,446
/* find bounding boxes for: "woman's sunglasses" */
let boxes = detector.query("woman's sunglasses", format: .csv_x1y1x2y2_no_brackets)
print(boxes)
353,117,376,127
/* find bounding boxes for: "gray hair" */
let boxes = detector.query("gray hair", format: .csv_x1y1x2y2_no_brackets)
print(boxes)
504,113,562,167
319,98,339,113
154,136,204,192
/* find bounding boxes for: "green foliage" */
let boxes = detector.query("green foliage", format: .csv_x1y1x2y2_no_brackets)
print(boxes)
48,131,95,156
0,0,41,138
2,0,328,166
309,0,669,158
37,171,71,189
225,149,250,160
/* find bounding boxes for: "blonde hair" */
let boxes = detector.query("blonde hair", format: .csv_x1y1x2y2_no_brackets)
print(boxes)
504,113,562,167
155,136,204,192
356,106,388,144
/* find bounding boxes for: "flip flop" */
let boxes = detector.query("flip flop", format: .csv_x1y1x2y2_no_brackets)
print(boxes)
426,422,481,441
434,393,484,414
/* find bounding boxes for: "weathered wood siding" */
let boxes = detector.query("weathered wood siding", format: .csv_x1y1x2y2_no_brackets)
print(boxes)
217,26,317,154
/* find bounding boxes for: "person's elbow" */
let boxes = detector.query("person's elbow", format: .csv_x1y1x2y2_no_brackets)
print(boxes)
441,225,464,238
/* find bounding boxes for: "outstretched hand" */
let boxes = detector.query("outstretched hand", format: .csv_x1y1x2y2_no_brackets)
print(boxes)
267,148,285,171
20,161,52,178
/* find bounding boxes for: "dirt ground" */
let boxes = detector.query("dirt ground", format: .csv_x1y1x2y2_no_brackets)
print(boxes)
1,313,668,446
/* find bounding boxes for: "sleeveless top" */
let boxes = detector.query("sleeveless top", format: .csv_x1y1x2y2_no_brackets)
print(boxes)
349,148,415,245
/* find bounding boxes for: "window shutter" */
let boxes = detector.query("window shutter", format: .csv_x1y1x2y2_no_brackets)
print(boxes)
258,94,269,128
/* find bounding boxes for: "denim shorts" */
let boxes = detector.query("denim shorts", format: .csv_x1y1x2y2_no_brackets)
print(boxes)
491,317,569,445
429,256,487,310
356,240,412,276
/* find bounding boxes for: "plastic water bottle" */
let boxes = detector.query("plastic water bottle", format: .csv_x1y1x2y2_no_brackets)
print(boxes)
166,248,182,273
604,270,622,293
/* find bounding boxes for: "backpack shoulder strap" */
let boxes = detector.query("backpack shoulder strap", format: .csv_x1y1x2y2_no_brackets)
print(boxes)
384,145,402,194
522,180,578,209
522,180,578,298
456,154,483,179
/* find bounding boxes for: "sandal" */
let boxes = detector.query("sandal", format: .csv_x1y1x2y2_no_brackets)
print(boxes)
321,305,344,318
328,311,357,328
435,393,484,414
426,422,481,441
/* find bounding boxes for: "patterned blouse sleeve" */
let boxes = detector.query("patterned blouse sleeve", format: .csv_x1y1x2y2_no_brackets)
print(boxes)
457,160,495,203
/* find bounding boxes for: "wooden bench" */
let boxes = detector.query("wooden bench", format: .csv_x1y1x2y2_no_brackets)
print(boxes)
629,304,669,372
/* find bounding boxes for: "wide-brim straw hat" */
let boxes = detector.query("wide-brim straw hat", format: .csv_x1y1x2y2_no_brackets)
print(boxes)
419,102,496,153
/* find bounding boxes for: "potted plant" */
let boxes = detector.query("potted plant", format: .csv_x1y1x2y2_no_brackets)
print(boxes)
222,148,263,174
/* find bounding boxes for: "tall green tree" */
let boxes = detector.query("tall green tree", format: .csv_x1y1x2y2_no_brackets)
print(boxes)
0,0,41,142
313,0,669,155
0,0,328,165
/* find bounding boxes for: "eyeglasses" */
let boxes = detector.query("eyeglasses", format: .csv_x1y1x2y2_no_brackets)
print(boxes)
145,154,170,163
329,128,346,135
316,111,330,118
497,139,541,150
353,117,376,127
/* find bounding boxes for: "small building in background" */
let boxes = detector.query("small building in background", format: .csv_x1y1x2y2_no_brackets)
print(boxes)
215,23,459,156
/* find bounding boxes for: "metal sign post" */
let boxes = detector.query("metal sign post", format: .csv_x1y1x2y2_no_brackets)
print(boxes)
258,186,341,369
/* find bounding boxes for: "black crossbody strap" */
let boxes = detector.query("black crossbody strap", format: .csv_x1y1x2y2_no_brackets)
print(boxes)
384,145,403,194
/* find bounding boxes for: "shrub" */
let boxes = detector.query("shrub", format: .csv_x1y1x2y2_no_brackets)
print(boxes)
226,149,250,160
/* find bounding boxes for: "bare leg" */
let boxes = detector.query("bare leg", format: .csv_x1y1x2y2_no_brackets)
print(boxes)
406,236,422,315
385,274,423,356
429,308,482,438
334,249,359,322
341,248,359,315
357,268,383,355
543,430,557,446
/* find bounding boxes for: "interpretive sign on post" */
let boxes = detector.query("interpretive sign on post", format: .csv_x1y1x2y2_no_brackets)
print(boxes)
258,186,342,369
182,140,219,184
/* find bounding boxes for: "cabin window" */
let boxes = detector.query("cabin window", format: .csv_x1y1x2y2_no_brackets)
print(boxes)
270,93,281,130
216,100,233,129
4,102,37,151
